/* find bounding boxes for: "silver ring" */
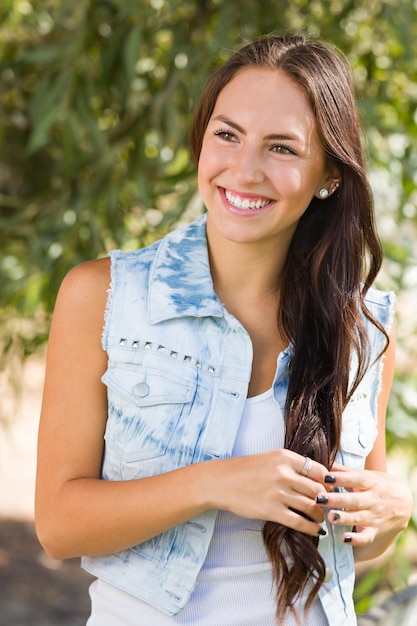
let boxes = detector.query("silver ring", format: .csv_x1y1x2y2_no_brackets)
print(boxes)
301,456,313,476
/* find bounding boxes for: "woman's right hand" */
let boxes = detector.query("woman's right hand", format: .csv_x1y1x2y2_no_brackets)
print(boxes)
203,449,331,536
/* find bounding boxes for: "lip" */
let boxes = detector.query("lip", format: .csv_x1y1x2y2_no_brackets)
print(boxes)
219,187,275,216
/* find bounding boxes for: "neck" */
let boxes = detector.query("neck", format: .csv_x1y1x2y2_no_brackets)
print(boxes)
207,231,288,306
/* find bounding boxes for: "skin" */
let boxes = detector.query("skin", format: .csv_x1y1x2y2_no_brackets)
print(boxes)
35,67,412,564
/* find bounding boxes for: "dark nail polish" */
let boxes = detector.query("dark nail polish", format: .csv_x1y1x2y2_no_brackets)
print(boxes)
324,475,336,484
316,495,329,504
344,536,352,543
333,513,341,522
318,528,327,536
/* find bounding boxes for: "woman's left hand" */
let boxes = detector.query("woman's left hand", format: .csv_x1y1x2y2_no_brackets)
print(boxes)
316,465,413,555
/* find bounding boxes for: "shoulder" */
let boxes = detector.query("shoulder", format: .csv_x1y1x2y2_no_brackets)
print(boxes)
106,245,159,282
52,258,111,337
364,286,395,309
45,259,111,369
57,257,111,307
364,287,395,332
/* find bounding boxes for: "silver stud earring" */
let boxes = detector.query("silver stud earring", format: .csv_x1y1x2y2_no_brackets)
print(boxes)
319,188,329,199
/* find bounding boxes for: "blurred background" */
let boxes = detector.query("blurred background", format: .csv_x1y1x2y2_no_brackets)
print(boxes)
0,0,416,624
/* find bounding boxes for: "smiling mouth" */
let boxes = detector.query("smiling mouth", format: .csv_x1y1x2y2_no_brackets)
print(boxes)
224,189,272,210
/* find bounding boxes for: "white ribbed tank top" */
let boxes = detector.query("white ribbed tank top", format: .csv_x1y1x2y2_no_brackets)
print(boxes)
87,389,328,625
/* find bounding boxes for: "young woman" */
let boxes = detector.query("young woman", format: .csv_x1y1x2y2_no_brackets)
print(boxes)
35,34,413,625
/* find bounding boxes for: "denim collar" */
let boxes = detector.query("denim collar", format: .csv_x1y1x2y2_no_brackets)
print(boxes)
148,214,225,323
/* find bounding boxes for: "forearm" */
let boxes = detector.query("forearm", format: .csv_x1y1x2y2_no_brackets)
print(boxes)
36,449,332,560
36,462,213,560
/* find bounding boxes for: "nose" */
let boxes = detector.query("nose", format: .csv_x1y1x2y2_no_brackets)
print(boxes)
232,145,265,186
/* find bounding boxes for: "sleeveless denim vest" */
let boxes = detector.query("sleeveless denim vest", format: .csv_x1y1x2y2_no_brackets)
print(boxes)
82,215,394,625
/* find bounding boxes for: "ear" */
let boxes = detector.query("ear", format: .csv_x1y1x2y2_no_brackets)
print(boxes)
315,170,342,200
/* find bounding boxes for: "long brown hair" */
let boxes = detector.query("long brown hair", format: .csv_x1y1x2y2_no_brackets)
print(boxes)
191,34,388,619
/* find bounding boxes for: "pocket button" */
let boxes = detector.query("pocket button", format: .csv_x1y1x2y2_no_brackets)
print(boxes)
133,383,150,398
324,567,333,582
358,433,370,448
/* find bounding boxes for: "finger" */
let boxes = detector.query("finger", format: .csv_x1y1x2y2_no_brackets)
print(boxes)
341,525,376,546
290,502,326,524
284,508,328,538
315,491,368,512
296,455,331,487
327,508,369,528
327,466,374,492
279,486,327,523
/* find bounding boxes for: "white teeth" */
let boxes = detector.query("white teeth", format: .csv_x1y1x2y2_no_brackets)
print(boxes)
225,190,270,210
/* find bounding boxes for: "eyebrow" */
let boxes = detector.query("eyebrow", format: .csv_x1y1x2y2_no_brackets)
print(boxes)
211,114,301,143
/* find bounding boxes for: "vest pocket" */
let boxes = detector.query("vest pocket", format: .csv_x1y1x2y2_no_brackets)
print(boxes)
338,399,378,468
102,362,195,468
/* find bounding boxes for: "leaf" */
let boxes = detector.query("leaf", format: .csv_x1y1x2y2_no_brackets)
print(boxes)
122,24,142,86
17,45,62,64
26,104,61,153
26,71,71,152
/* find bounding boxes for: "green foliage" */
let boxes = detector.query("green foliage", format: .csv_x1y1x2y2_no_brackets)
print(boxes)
1,0,416,307
1,0,417,609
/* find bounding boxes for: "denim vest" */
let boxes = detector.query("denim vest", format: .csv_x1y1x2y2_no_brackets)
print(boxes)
82,215,394,625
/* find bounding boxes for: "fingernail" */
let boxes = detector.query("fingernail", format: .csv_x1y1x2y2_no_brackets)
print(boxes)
344,536,352,543
333,513,341,522
318,528,327,536
316,495,329,504
324,475,336,484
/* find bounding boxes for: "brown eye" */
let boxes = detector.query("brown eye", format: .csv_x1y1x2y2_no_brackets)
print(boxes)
271,143,294,155
214,129,238,142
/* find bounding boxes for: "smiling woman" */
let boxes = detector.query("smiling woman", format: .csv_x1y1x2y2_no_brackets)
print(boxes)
198,67,339,253
35,34,413,626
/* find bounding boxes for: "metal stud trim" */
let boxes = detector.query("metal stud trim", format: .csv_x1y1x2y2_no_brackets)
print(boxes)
117,338,217,374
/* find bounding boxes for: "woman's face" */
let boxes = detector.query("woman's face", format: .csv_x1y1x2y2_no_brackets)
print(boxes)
198,67,338,250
